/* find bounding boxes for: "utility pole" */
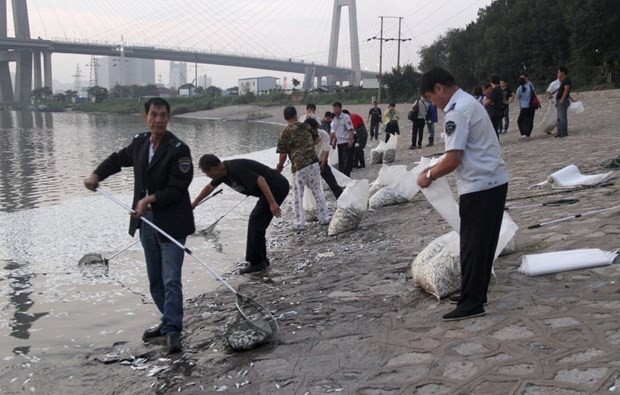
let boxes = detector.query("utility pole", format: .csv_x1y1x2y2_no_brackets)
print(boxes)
86,55,100,87
368,16,411,103
72,64,82,94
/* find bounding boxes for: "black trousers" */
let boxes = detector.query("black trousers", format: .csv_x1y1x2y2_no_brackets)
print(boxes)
246,176,289,265
457,183,508,312
412,119,425,147
353,125,368,168
321,164,343,199
489,114,502,139
369,122,380,139
517,107,535,137
337,143,354,177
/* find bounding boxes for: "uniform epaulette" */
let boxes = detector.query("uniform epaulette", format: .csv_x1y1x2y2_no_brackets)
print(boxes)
167,135,185,149
445,103,456,113
133,132,150,139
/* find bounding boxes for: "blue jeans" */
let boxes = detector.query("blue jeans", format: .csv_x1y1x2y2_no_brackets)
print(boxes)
426,121,435,142
140,211,185,334
556,100,570,136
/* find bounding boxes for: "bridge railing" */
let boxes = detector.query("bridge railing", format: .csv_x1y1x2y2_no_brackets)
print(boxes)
49,37,357,70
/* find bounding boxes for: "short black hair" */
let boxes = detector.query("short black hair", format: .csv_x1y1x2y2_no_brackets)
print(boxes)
332,101,342,108
283,106,297,120
198,154,221,172
473,86,483,96
420,67,456,94
304,117,319,130
324,111,333,118
491,74,500,84
144,97,170,115
558,66,568,74
306,103,316,111
342,109,350,115
388,103,396,107
484,83,492,90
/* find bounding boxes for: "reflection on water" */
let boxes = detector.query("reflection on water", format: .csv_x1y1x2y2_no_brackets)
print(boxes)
0,110,280,213
3,260,48,343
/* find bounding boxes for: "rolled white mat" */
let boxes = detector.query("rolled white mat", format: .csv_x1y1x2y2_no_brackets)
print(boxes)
518,249,618,276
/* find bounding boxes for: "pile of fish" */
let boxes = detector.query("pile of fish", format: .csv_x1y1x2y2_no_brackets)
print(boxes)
411,231,461,300
327,207,365,236
225,315,270,351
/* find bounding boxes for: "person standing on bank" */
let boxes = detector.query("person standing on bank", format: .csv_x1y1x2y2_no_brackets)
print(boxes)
384,103,400,143
192,155,289,274
277,106,331,229
484,75,504,138
304,117,343,198
408,95,428,149
426,101,438,147
516,73,535,140
500,79,515,134
330,102,355,176
342,109,368,169
556,66,571,138
367,101,382,141
417,68,510,321
83,97,194,354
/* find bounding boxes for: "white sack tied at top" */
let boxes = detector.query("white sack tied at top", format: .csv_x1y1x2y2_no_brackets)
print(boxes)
370,140,386,164
518,249,618,277
536,164,614,189
328,179,369,236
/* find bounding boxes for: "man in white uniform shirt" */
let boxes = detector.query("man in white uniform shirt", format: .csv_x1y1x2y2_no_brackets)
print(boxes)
417,68,510,321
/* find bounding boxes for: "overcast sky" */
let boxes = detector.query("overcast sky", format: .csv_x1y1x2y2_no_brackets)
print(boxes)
7,0,495,89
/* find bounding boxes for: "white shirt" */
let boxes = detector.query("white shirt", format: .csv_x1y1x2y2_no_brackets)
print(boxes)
443,89,510,195
330,112,354,144
314,129,330,158
546,79,561,102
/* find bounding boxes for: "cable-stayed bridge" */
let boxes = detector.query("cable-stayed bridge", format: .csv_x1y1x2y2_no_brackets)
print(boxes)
0,0,376,103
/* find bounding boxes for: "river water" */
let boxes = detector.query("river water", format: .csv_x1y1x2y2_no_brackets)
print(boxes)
0,110,282,377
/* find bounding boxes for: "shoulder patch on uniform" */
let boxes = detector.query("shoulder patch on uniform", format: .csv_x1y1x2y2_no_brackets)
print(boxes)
178,157,192,173
445,121,457,136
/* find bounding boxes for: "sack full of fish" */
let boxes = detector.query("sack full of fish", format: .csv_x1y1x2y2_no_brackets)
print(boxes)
328,179,369,236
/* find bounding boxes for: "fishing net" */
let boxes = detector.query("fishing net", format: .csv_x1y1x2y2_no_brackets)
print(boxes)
225,294,278,351
78,253,108,266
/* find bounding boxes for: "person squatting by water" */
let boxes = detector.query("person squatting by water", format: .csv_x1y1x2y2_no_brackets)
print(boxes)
277,106,331,230
303,117,343,199
330,102,355,177
192,155,290,274
83,97,194,354
417,68,510,322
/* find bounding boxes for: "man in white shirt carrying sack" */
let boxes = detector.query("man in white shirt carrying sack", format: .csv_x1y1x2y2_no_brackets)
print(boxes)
417,68,510,321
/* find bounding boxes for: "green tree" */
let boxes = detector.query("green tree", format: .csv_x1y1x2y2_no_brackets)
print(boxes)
381,64,421,102
87,85,108,103
31,86,53,102
292,78,301,90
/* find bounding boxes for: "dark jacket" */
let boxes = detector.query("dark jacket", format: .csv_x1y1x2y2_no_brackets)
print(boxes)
94,131,195,239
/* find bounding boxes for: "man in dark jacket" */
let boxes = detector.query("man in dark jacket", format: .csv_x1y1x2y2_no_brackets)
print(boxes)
83,97,194,354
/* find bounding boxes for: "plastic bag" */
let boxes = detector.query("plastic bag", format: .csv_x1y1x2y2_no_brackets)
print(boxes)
369,165,406,197
370,141,386,164
383,135,398,163
303,186,318,222
411,231,461,300
568,100,584,114
418,157,460,232
518,249,617,277
328,146,339,166
541,102,557,133
368,187,409,209
328,179,369,236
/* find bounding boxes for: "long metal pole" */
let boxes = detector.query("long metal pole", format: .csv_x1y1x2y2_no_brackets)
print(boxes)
397,17,402,70
378,16,383,104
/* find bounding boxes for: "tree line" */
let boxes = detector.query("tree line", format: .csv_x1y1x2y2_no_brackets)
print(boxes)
382,0,619,102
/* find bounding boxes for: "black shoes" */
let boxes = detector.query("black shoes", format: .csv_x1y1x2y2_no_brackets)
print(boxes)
448,293,488,306
408,145,416,150
166,332,182,354
442,307,486,321
142,323,163,342
418,145,422,149
426,142,434,147
239,262,267,274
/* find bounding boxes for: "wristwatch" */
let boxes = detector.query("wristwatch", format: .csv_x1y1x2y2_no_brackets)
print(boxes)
426,169,436,181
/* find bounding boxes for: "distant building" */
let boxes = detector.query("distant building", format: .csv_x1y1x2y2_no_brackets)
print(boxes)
169,62,187,89
223,87,239,96
238,76,277,95
197,74,213,89
98,56,155,90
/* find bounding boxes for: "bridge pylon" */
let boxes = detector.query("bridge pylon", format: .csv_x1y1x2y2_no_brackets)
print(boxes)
326,0,361,88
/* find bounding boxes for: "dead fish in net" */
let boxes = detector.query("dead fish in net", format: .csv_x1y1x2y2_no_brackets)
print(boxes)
225,317,270,351
78,253,108,266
